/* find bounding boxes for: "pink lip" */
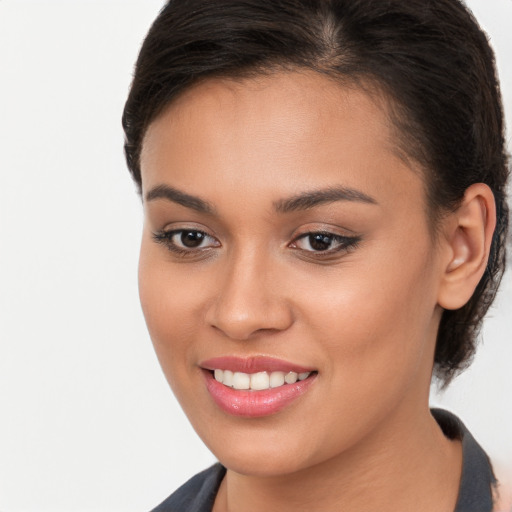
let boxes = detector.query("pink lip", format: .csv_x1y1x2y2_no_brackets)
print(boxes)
200,356,317,418
200,356,315,374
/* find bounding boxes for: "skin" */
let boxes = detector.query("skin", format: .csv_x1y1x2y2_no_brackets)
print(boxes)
139,70,495,512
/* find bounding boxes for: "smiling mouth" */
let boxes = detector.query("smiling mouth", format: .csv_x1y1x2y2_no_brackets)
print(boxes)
200,356,318,417
211,369,314,391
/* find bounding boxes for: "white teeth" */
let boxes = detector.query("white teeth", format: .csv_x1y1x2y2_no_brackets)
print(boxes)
232,372,250,390
269,371,285,388
284,371,298,384
223,370,234,387
222,370,233,388
213,369,312,390
250,372,270,390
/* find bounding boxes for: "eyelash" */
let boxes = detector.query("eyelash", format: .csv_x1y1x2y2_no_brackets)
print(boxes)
290,232,361,257
152,229,361,258
152,229,219,257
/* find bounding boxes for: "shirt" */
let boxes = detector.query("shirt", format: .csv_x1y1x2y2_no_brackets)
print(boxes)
150,408,497,512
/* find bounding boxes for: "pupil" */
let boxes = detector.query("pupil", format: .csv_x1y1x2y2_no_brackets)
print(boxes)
181,231,204,248
309,234,332,251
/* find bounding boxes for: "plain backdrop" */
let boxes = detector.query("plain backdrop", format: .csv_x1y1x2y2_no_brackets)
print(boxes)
0,1,510,511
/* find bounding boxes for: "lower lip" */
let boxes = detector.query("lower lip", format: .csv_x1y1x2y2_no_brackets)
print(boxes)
203,370,317,418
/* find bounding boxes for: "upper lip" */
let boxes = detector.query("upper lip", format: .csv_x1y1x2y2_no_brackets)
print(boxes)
200,356,316,374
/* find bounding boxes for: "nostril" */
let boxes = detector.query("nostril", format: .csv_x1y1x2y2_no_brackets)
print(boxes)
207,305,294,341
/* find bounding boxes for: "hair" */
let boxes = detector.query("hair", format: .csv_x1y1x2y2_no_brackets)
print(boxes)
123,0,509,385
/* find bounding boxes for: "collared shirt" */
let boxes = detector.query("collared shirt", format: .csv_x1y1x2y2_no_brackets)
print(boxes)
151,408,497,512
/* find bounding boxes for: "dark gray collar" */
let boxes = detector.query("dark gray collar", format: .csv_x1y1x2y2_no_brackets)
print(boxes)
432,408,496,512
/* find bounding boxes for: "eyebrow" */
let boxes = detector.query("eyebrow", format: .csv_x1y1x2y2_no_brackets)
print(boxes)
145,184,215,214
273,186,378,213
144,184,377,215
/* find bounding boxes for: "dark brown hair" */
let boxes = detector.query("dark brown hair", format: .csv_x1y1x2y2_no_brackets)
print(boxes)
123,0,509,385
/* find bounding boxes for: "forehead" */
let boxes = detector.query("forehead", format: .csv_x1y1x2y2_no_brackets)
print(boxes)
143,71,395,159
140,70,425,215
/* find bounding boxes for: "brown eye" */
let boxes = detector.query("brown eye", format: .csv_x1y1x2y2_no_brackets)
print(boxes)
180,230,207,248
152,229,220,255
291,232,361,254
308,234,334,251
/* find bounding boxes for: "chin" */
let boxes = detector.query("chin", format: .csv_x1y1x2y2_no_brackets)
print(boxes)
216,446,313,477
194,416,327,477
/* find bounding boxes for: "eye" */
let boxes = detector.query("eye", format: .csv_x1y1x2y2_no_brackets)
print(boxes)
290,232,360,254
152,229,220,255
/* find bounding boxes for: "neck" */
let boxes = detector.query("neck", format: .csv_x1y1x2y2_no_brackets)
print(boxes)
214,400,462,512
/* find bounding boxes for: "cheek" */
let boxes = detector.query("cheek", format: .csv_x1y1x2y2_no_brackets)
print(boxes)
298,243,438,393
138,238,208,389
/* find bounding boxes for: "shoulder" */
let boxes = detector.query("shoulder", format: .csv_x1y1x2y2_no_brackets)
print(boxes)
150,463,226,512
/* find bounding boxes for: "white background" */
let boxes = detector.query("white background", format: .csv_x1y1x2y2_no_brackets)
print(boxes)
0,1,510,511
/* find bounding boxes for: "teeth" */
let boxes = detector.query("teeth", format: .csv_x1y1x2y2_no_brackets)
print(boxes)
213,369,311,390
285,371,298,384
269,371,285,388
233,372,250,390
223,370,234,387
250,372,270,390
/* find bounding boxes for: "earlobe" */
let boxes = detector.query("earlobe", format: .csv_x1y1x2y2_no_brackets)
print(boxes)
437,183,496,311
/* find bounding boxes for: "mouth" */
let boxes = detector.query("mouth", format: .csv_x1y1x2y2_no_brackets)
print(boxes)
200,356,318,417
211,368,313,390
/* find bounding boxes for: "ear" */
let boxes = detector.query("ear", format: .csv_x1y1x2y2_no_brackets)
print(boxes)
437,183,496,310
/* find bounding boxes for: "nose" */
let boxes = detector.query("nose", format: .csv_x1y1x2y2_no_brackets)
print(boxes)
205,250,294,341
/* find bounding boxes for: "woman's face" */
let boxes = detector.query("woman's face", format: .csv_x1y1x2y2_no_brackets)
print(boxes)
139,71,447,476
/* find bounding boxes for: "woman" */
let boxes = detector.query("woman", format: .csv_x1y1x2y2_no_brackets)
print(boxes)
122,0,510,510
